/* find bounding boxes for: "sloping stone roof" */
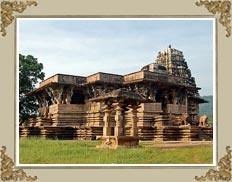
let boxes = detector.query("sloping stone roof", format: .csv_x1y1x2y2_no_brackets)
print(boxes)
89,88,146,102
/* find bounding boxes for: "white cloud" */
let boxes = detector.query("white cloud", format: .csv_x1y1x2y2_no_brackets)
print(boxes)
18,19,214,95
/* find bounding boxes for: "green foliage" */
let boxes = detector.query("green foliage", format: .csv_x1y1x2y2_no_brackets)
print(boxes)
19,54,45,123
20,138,213,164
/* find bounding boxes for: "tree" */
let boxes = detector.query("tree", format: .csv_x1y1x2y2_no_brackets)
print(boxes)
19,54,45,123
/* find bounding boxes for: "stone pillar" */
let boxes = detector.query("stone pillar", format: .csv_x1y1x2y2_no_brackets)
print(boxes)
129,105,140,137
41,94,48,118
185,93,188,113
148,86,156,101
172,89,177,105
113,103,124,137
37,94,48,118
154,126,164,143
65,86,74,104
102,104,112,136
46,86,64,104
36,95,43,116
46,88,55,104
162,90,169,113
55,86,64,104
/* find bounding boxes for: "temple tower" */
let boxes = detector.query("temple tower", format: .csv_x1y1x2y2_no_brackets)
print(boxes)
156,45,196,87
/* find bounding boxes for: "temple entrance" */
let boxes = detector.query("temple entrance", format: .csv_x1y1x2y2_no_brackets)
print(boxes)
111,127,115,136
90,88,145,149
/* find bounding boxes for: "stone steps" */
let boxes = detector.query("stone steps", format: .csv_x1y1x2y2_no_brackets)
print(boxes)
19,126,103,140
198,127,213,141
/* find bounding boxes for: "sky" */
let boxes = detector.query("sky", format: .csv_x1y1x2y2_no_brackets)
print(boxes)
18,18,214,96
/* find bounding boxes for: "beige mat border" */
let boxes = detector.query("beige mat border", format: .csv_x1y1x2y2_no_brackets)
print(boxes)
0,0,231,181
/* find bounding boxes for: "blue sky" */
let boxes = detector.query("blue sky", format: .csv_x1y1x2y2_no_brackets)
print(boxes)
18,18,214,96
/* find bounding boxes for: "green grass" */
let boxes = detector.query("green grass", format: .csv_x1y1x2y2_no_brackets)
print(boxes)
19,137,213,164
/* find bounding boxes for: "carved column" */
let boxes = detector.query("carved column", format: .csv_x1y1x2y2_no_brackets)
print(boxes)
65,86,74,104
102,104,112,136
172,89,177,105
128,105,140,137
55,86,64,104
153,87,158,102
41,94,48,118
36,94,48,118
185,94,188,113
46,87,56,104
36,95,43,116
148,90,154,101
113,103,124,137
162,90,169,113
46,86,64,104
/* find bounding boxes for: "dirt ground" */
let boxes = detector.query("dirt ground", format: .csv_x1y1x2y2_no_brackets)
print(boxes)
141,141,213,150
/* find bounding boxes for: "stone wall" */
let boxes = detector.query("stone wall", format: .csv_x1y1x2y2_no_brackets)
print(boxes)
86,101,104,127
167,104,187,115
137,103,163,127
49,104,86,126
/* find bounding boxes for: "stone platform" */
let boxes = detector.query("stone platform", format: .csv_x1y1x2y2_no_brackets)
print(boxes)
96,136,141,149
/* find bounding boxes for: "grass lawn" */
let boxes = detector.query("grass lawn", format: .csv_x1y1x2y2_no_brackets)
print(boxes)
19,137,213,164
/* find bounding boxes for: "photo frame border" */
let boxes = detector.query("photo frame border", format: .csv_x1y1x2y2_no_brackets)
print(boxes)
0,0,231,181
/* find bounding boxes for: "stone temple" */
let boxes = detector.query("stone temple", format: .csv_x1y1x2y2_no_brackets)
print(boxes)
20,45,213,148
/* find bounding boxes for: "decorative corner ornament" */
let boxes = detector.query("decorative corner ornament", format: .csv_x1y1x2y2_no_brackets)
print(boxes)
0,0,37,37
195,146,232,181
0,146,37,181
196,0,231,38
